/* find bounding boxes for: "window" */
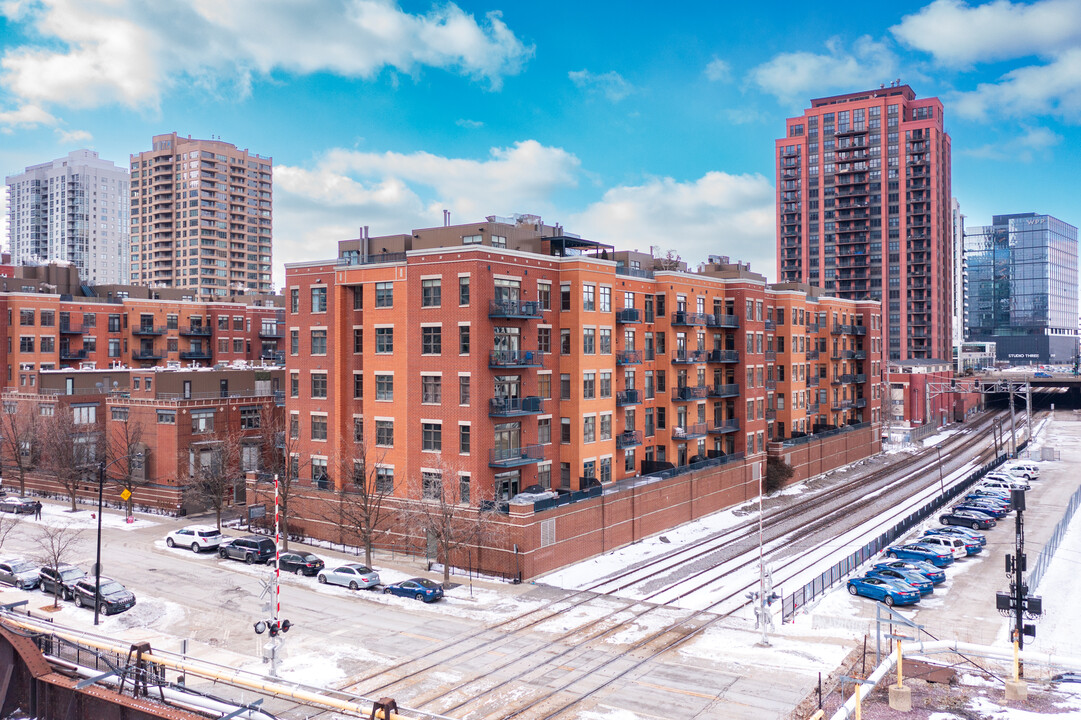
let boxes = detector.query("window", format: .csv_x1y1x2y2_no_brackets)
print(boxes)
353,417,364,443
157,410,176,424
600,372,612,398
311,330,327,354
625,449,636,472
108,339,121,358
290,289,299,313
462,234,482,244
538,417,551,444
218,315,230,331
583,372,595,399
538,374,551,399
583,284,595,311
422,326,441,354
583,416,596,443
290,414,300,439
353,286,363,310
459,276,470,306
375,327,393,353
491,234,507,248
459,474,471,504
459,424,470,454
108,314,121,332
290,330,299,355
233,338,244,353
40,310,54,327
600,328,612,354
561,373,571,400
41,337,55,353
240,407,260,429
600,414,612,440
421,278,441,307
538,327,551,354
599,286,611,312
375,467,394,493
19,309,34,326
311,416,328,440
375,282,393,307
560,329,571,354
583,328,595,354
19,337,34,353
561,285,571,311
311,373,328,398
422,471,442,499
459,325,470,354
376,374,393,401
538,283,551,310
422,376,441,404
561,417,571,443
311,286,327,312
191,410,214,434
110,407,129,421
353,328,363,354
459,376,470,405
353,374,363,399
422,423,441,451
376,420,394,447
39,404,54,416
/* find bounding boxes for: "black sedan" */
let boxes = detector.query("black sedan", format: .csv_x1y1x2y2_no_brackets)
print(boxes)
0,497,36,514
940,508,996,530
72,577,136,616
278,552,325,576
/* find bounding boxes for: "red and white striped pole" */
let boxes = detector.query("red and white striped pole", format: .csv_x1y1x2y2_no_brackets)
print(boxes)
274,473,281,623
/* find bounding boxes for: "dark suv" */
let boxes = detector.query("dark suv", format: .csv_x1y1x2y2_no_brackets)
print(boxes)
218,536,276,564
39,564,86,600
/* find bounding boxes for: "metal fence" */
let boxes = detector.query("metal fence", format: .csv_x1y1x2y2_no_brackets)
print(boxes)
781,451,1010,622
1029,483,1081,589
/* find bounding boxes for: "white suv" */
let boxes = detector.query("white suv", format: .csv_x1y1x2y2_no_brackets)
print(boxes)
1005,463,1039,480
920,535,968,559
165,525,224,553
983,474,1029,491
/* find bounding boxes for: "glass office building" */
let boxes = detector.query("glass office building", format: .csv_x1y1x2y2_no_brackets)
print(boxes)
964,213,1078,364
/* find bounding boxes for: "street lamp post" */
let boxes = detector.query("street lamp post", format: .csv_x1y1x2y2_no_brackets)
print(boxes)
94,453,141,626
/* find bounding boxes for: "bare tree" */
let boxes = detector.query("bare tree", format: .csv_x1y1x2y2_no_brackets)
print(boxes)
651,245,684,271
403,459,506,586
183,424,245,531
105,415,148,518
0,402,39,497
257,405,308,551
0,513,21,555
33,522,86,609
41,408,99,512
325,438,394,568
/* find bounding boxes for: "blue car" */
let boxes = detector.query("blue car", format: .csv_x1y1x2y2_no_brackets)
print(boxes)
847,576,921,606
925,526,986,546
873,560,946,585
1034,371,1053,378
952,502,1007,520
382,577,444,603
865,567,934,595
963,493,1011,511
884,543,955,567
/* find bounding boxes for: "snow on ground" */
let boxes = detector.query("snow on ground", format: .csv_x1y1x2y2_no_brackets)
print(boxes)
12,502,160,533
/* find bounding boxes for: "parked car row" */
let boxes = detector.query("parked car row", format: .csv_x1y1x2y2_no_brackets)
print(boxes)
163,526,446,603
0,557,136,615
847,461,1041,607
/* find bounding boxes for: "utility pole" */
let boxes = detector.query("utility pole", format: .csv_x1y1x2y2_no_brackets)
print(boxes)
1008,383,1017,457
997,488,1041,689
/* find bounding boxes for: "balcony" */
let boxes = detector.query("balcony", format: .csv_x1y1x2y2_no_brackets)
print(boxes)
488,396,543,417
673,385,709,401
709,383,740,398
672,422,708,440
132,350,164,361
489,444,544,468
261,350,286,364
132,325,167,336
616,430,643,450
764,351,777,362
180,325,212,337
833,374,856,385
59,323,88,334
707,313,740,329
855,373,868,384
708,349,740,363
616,349,643,365
808,375,820,387
764,319,776,331
59,348,88,361
807,349,820,360
765,380,777,390
853,325,868,336
765,409,777,421
180,349,212,360
671,311,707,327
258,327,283,339
855,398,868,408
616,308,641,324
489,350,544,368
616,389,641,406
673,349,708,364
488,299,542,319
808,402,820,414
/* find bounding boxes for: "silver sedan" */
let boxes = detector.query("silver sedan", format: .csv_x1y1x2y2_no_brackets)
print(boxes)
316,563,380,590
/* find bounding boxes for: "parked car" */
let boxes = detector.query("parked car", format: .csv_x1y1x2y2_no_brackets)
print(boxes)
922,529,982,555
872,560,946,585
165,525,224,553
952,501,1007,520
72,576,136,615
382,577,444,603
846,576,921,606
1005,463,1040,480
317,563,379,589
962,493,1011,512
0,496,37,514
0,558,41,589
38,564,86,600
865,567,934,595
940,508,996,530
981,476,1029,492
883,543,955,567
218,536,276,564
1033,371,1053,378
919,535,969,560
963,499,1011,518
924,526,986,546
279,552,326,576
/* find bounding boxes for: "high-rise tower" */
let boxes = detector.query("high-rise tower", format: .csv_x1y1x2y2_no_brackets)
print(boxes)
129,133,273,297
775,84,952,362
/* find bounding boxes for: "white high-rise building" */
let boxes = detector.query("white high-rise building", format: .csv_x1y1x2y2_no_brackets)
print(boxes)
5,149,129,285
951,197,965,351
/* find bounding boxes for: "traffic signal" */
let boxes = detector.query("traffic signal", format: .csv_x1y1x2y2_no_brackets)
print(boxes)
280,619,291,633
268,621,280,637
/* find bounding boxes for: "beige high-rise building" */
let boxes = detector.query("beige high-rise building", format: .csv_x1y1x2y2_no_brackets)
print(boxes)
129,133,273,297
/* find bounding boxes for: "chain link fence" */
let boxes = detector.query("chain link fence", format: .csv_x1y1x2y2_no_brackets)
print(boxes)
1030,483,1081,590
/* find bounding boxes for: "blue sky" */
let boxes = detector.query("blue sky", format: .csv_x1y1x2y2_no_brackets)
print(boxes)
1,0,1079,289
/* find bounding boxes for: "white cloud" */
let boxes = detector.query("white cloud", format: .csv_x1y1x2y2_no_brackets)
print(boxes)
748,36,901,104
568,69,635,102
568,172,777,280
54,128,92,143
456,118,484,129
951,48,1081,121
892,0,1081,67
270,140,581,288
962,125,1063,161
704,58,731,82
0,0,533,111
0,103,57,128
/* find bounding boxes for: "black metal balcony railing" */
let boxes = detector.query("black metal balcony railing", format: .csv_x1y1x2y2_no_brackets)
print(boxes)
709,383,740,398
616,308,641,323
616,389,641,406
59,323,89,334
764,319,776,331
764,351,777,362
488,299,542,319
708,349,740,363
488,396,543,416
855,398,868,408
706,313,740,329
808,375,820,387
671,311,708,326
616,349,642,365
489,444,544,467
672,422,708,439
132,325,167,336
258,327,283,339
489,349,544,368
180,325,212,336
616,430,643,449
132,350,164,361
765,380,777,390
833,373,857,385
855,374,868,384
710,418,740,434
180,350,212,360
808,402,820,413
807,349,820,360
60,348,88,360
853,325,868,335
765,409,777,420
261,350,286,365
674,385,709,401
673,349,708,364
